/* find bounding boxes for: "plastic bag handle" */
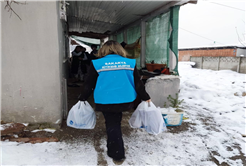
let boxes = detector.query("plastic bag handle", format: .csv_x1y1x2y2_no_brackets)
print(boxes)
148,102,151,107
78,101,81,109
78,101,86,109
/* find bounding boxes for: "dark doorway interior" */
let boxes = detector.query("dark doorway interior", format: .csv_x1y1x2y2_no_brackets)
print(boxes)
66,78,95,112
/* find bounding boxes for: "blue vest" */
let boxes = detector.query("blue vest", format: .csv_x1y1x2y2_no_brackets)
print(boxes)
92,54,137,104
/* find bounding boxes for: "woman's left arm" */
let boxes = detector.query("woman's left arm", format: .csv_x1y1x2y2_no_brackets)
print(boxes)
78,63,98,101
133,66,151,101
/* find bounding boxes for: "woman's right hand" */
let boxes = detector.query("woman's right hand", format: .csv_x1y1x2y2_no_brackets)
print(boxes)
146,99,151,103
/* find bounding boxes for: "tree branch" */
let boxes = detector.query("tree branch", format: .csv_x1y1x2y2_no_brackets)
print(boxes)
4,0,27,20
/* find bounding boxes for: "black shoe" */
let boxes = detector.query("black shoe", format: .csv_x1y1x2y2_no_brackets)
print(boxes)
107,151,126,164
113,157,126,161
113,158,125,165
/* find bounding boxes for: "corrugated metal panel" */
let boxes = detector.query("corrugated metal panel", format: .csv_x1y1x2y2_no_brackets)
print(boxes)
66,1,192,37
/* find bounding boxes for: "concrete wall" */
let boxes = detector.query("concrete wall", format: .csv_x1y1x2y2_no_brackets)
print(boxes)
57,2,70,122
189,56,202,68
239,58,246,73
145,75,180,108
190,56,246,74
1,1,65,125
219,57,239,71
203,57,219,70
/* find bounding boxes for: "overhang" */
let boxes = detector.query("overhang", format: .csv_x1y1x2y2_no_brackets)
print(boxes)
66,0,197,39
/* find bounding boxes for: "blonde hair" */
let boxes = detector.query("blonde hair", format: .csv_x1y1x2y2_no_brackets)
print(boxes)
97,40,128,58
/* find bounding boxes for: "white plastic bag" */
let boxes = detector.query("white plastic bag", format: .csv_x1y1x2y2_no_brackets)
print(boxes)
129,101,166,135
129,102,145,128
67,101,96,129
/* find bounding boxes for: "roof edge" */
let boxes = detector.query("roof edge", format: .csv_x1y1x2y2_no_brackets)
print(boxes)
179,46,246,50
111,0,190,35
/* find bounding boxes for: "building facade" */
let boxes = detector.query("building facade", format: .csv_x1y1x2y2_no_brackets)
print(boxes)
179,46,246,61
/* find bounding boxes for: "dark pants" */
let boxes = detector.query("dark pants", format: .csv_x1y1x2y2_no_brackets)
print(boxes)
80,61,87,74
102,112,125,160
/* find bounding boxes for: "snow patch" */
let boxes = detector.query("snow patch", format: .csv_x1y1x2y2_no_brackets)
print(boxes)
0,123,14,131
31,129,56,133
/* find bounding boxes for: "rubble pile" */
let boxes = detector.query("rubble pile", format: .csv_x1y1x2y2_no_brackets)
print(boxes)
1,121,59,144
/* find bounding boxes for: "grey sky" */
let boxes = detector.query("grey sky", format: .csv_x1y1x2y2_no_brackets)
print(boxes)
178,0,245,48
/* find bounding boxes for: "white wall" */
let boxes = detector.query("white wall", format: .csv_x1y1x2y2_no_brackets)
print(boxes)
236,48,246,57
1,1,64,125
145,76,180,108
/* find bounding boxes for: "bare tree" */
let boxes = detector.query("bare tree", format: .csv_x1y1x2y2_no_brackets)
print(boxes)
235,27,246,47
4,0,27,20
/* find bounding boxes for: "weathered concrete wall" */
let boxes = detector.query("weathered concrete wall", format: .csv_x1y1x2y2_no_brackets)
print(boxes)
190,56,246,74
203,57,219,70
1,1,64,125
219,57,239,72
239,58,246,73
56,2,70,120
145,75,180,108
0,3,2,117
189,56,202,69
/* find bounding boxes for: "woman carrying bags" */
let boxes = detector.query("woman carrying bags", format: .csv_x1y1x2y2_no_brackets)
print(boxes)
79,40,151,162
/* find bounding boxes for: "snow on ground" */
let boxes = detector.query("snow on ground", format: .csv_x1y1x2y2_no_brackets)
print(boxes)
1,62,245,165
177,62,246,165
178,62,245,165
1,141,97,165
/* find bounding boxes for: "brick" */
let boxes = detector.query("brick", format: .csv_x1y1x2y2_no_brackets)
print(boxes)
9,137,59,144
179,48,236,61
1,123,25,136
